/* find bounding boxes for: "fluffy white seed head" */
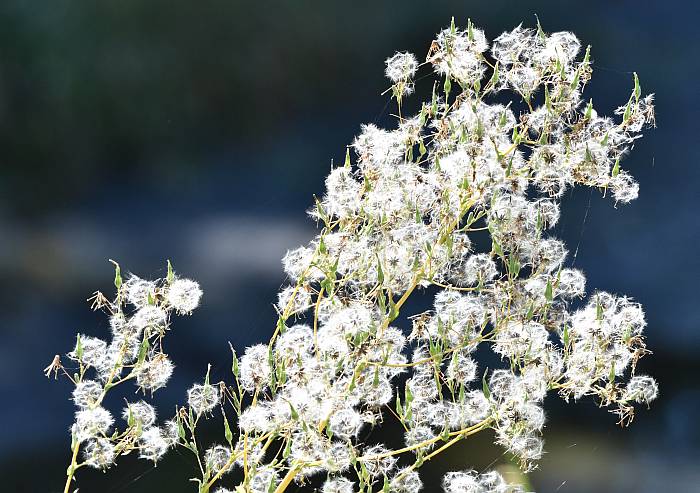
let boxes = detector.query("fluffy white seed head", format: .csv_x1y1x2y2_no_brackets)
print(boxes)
322,477,355,493
362,444,398,478
166,278,203,314
624,375,658,404
131,305,168,331
277,286,312,315
83,438,115,470
73,407,114,443
136,355,174,392
385,51,419,84
68,335,107,368
248,467,278,493
124,276,157,308
139,427,169,462
72,380,103,409
329,407,365,439
391,468,423,492
240,344,272,393
187,383,220,415
205,444,233,474
123,400,157,427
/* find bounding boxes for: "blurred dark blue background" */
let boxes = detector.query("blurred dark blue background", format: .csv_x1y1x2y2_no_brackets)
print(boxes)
1,1,698,492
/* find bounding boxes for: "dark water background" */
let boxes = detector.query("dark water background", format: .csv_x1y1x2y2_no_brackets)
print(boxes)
0,1,698,491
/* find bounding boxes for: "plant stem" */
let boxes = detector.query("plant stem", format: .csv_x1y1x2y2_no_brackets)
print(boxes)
394,421,492,482
273,463,300,493
358,419,491,461
63,441,80,493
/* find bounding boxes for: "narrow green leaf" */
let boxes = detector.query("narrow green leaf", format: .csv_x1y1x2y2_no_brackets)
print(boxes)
525,302,535,320
205,364,212,386
388,297,399,321
167,259,175,284
440,423,450,441
482,370,491,399
508,255,520,279
414,452,424,467
230,344,239,378
570,69,581,90
177,418,186,440
535,14,546,41
75,334,83,360
288,401,299,420
376,255,384,285
489,62,499,91
137,338,150,366
111,260,122,290
609,362,616,382
419,105,427,126
623,100,632,122
491,238,503,258
223,413,233,444
444,77,452,99
126,406,135,427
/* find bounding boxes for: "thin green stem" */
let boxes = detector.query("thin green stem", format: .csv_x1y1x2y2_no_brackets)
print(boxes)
273,463,301,493
63,441,80,493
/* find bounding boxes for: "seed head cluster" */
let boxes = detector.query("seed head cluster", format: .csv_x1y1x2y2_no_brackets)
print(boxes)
58,264,202,472
52,18,656,493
